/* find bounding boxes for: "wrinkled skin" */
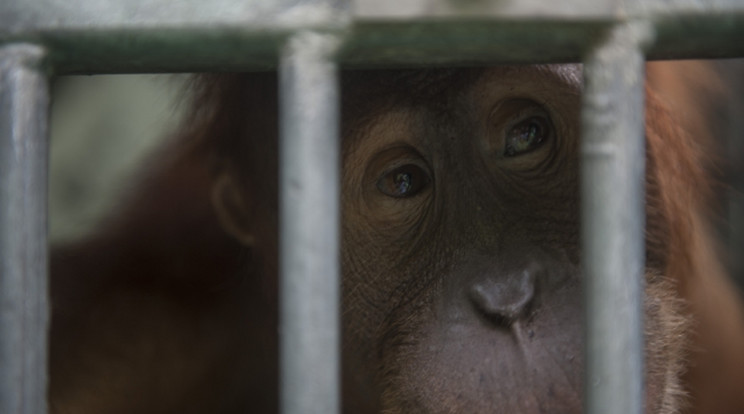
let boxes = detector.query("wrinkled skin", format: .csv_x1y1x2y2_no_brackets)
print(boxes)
49,64,744,414
338,66,680,413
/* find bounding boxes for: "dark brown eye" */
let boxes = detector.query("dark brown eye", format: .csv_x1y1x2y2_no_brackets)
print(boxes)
377,164,430,198
504,117,550,157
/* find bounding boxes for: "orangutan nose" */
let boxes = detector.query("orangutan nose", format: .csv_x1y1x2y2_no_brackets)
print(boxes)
468,266,537,326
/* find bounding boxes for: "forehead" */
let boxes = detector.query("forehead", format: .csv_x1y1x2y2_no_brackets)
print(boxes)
341,64,581,117
472,64,582,102
340,65,582,147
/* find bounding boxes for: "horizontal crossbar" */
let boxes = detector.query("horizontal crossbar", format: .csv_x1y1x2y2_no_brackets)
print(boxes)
1,0,743,73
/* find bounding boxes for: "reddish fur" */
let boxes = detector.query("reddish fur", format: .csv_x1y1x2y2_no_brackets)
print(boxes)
647,62,744,414
50,144,279,412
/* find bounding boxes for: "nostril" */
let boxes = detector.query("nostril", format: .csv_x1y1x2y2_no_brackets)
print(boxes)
468,269,536,326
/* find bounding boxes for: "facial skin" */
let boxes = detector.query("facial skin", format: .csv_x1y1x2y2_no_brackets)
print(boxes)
49,64,744,414
336,66,684,413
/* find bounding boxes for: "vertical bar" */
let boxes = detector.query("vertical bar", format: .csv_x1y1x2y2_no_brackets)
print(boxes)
581,22,653,414
0,44,50,414
279,32,341,414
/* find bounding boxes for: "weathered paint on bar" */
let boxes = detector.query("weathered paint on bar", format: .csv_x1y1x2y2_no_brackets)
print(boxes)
581,22,650,414
279,31,342,414
0,43,50,414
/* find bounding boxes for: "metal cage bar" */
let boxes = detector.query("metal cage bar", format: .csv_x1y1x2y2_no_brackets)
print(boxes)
0,43,50,414
1,0,743,72
1,1,743,414
279,31,341,414
581,23,650,414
